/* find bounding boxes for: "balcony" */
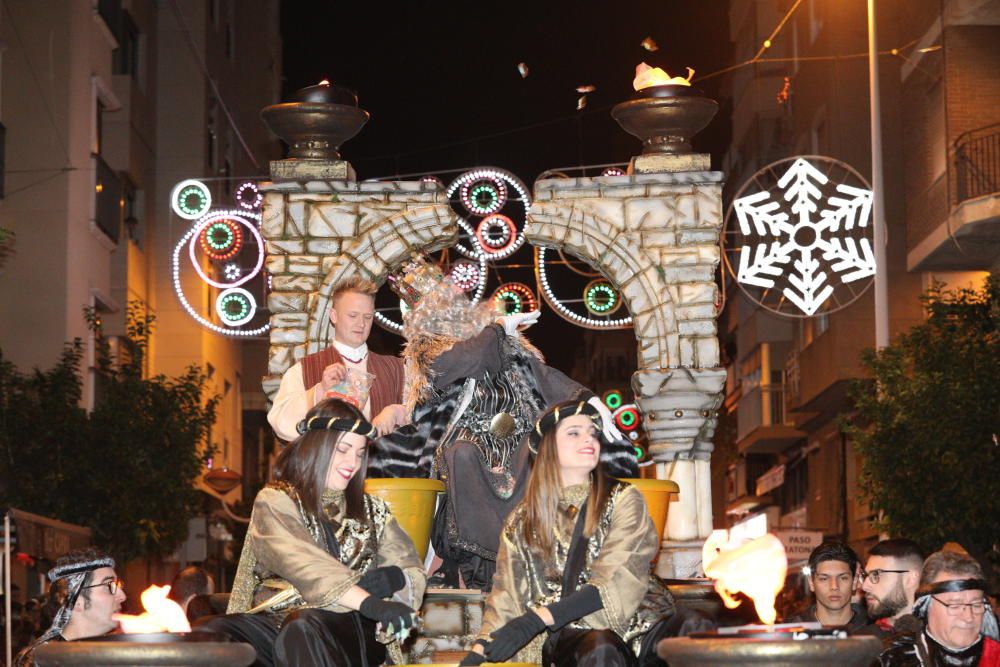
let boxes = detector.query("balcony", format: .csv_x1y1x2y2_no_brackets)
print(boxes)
909,122,1000,270
736,384,805,455
94,156,122,244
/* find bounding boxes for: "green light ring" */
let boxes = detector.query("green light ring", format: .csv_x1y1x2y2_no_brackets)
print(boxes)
171,179,212,220
199,218,244,261
584,282,618,315
604,391,623,409
494,289,523,314
220,293,250,320
205,222,235,250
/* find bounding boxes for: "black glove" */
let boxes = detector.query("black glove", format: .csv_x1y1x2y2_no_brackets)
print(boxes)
457,650,487,666
485,611,547,662
357,566,406,599
358,595,417,635
546,584,604,630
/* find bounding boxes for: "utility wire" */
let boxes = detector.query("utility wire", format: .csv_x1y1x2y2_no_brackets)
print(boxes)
166,0,260,170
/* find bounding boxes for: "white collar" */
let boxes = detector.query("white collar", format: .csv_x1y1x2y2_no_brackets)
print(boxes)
333,340,368,363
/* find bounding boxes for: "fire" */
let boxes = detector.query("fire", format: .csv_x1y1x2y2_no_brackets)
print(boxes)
113,585,191,634
703,532,788,625
633,63,695,91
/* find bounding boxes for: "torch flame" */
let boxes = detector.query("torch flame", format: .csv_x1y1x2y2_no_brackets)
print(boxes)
633,63,695,91
703,532,788,625
318,79,330,86
113,585,191,634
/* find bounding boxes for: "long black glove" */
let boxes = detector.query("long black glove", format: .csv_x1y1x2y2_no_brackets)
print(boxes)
357,565,406,599
457,649,487,666
485,610,547,662
546,584,604,630
358,595,418,636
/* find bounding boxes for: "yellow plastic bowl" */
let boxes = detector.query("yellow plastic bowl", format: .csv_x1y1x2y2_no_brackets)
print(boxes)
364,478,445,561
621,478,679,545
395,664,537,666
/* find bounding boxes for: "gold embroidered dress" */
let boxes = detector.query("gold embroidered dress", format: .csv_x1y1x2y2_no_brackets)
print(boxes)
477,481,675,662
227,482,426,658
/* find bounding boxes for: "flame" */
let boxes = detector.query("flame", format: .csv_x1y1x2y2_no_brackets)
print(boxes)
113,585,191,634
318,79,330,86
703,532,788,625
633,63,695,91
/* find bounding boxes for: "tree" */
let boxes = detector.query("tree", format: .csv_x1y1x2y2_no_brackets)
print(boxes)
0,303,219,562
844,275,999,582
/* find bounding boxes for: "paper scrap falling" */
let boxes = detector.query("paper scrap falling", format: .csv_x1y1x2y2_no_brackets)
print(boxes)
641,36,659,52
577,95,587,110
517,62,529,78
576,84,597,94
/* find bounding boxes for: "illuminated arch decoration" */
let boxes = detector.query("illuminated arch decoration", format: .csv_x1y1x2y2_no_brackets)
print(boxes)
460,175,507,215
536,248,633,329
446,168,531,262
171,179,212,220
603,389,623,410
449,261,481,292
476,214,517,255
723,156,876,317
216,288,256,326
234,181,263,210
199,218,244,261
492,282,537,315
584,280,621,316
188,211,264,289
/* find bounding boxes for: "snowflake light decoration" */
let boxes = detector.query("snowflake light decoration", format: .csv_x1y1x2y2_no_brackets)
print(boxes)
726,156,877,317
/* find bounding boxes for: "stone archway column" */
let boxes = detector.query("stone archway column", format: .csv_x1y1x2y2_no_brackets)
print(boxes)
526,166,726,577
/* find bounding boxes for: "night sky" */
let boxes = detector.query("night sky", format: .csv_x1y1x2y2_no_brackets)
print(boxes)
280,1,733,369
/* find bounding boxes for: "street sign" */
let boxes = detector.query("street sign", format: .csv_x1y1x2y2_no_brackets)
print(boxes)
773,529,824,561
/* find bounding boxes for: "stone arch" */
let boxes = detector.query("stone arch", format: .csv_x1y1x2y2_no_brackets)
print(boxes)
527,204,679,371
305,204,460,353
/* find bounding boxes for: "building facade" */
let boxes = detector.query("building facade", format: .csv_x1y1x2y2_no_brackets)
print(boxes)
717,0,998,560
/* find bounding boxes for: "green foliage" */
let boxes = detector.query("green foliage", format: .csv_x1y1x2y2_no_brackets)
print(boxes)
844,275,1000,577
0,303,219,562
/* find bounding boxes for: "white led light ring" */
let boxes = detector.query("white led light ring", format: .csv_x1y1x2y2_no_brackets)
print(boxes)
536,247,633,329
171,179,213,220
216,287,257,327
188,210,264,289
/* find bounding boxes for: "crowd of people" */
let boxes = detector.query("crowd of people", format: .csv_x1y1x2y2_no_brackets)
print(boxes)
7,265,997,666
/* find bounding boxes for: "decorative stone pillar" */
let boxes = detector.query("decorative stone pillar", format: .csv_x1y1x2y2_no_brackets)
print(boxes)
526,85,726,576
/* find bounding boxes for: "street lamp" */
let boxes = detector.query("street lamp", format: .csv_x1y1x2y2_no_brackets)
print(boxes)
868,0,889,349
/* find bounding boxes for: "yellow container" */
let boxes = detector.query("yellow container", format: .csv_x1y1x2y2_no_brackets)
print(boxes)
364,478,445,561
621,478,679,546
395,664,537,667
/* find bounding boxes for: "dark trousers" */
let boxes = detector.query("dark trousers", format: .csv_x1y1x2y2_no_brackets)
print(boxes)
542,627,638,667
204,608,385,667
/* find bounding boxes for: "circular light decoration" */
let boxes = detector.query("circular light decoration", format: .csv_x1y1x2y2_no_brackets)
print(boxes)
234,181,263,210
199,218,244,261
476,214,517,254
172,210,267,337
171,179,212,220
603,389,623,410
723,155,876,318
420,175,446,189
602,166,626,177
613,404,640,431
224,263,241,281
447,168,531,262
449,261,481,292
460,176,507,215
493,282,537,315
216,288,256,327
188,210,264,289
536,247,633,329
584,280,621,315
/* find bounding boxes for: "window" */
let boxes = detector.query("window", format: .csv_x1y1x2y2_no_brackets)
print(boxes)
114,12,140,80
122,176,141,246
95,100,105,156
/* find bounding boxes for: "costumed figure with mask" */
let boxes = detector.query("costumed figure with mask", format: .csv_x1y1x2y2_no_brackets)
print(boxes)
370,256,638,591
205,398,426,667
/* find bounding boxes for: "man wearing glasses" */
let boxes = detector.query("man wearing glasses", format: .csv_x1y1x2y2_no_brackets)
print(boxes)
877,549,999,666
14,548,127,667
862,538,925,635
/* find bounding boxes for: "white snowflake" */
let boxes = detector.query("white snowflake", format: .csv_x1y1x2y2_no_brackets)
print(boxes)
734,158,876,316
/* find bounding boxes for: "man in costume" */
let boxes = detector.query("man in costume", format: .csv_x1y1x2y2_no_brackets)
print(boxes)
14,548,126,666
267,276,407,442
372,257,637,590
877,549,999,666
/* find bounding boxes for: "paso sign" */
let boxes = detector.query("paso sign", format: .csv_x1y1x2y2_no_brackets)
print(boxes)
773,529,824,562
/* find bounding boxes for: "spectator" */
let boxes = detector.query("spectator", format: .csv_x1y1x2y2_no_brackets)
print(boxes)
167,566,215,619
877,549,999,666
862,539,924,636
789,541,869,632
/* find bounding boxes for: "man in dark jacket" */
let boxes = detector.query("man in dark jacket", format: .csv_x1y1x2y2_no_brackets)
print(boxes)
789,541,870,632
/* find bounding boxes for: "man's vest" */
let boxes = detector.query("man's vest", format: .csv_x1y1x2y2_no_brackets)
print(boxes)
300,347,404,418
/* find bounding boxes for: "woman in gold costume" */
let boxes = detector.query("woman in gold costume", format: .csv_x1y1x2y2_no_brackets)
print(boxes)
205,398,426,667
459,400,688,667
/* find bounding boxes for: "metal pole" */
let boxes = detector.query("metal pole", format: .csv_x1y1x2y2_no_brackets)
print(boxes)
868,0,890,349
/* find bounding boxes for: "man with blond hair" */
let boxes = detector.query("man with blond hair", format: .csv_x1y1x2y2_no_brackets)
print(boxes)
267,276,406,442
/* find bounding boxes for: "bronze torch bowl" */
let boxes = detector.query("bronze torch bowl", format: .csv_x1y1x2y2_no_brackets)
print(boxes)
261,101,369,161
34,631,257,666
657,634,883,667
611,85,719,155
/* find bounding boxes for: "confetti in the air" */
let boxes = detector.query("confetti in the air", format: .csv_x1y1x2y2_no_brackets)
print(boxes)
577,95,587,110
576,84,597,94
641,36,659,52
517,62,529,78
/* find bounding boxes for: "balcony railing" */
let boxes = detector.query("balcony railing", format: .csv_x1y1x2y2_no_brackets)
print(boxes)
737,384,789,442
955,122,1000,204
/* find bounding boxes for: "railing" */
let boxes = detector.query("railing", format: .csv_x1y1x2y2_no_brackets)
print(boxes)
955,122,1000,204
737,384,789,442
95,156,122,243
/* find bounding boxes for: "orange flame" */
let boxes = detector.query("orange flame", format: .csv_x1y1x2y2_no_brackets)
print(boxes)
318,79,330,86
703,532,788,625
633,63,695,91
113,585,191,634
